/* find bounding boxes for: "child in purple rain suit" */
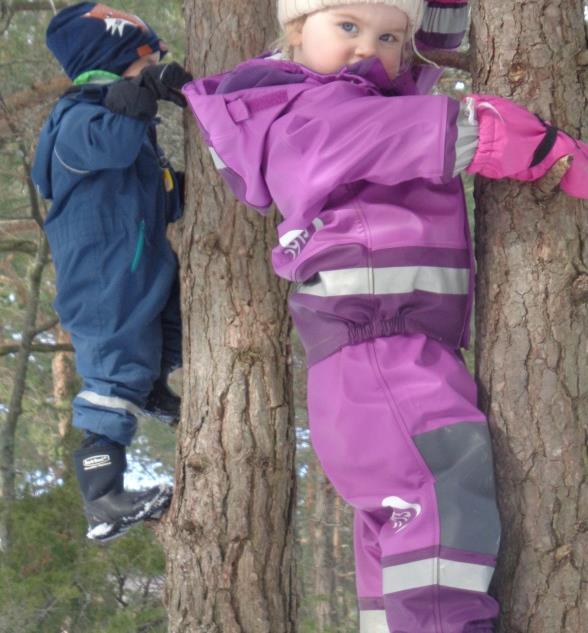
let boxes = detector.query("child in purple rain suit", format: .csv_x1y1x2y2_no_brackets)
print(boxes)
182,1,588,631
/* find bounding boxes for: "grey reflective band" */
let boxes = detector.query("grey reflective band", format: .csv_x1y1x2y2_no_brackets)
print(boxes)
421,5,469,34
454,101,479,176
297,266,469,297
383,558,494,594
359,610,389,633
77,391,142,417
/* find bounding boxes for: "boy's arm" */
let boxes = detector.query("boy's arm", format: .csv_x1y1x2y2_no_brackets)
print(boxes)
55,103,148,172
103,63,193,120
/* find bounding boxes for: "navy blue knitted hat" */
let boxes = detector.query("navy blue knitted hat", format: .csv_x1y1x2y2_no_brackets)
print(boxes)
46,2,168,80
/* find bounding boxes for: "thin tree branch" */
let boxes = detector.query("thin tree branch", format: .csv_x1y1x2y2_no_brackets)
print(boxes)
0,238,37,254
416,49,472,73
33,316,59,337
0,342,72,356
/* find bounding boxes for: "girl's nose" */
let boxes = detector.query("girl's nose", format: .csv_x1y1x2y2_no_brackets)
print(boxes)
354,38,376,58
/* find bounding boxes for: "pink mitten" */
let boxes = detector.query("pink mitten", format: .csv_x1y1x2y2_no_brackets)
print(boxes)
465,94,587,200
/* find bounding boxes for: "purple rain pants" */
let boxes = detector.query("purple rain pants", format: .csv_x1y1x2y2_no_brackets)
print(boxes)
307,334,501,633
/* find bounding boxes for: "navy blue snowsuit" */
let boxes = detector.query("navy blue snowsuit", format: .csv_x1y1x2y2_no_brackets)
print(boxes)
32,83,182,445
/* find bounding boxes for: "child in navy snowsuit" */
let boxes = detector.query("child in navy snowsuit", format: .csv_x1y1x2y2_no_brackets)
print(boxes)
183,0,588,631
32,3,192,541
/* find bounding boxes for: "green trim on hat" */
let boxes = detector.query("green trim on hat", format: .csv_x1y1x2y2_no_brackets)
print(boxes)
72,70,121,86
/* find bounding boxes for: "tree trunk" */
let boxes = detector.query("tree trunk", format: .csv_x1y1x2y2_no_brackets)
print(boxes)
312,469,336,632
471,2,588,632
161,2,297,632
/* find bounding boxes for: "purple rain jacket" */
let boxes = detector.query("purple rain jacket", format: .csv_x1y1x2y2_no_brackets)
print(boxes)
183,56,474,365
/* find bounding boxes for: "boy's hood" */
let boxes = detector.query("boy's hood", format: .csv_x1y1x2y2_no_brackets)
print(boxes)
32,85,107,200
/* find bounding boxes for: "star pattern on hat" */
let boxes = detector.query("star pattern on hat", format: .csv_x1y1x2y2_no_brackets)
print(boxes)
104,17,136,37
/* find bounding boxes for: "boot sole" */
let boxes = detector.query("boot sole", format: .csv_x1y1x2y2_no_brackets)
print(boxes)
86,486,173,542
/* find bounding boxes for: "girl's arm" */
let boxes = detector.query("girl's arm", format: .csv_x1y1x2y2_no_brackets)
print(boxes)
463,95,587,199
264,90,461,235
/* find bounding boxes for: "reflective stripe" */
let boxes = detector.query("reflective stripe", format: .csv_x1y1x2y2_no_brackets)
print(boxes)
359,609,389,633
421,5,469,35
297,266,469,297
77,391,142,417
383,558,494,594
209,147,227,170
54,148,91,175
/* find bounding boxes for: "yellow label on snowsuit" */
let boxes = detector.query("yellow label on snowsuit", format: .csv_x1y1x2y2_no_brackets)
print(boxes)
163,168,174,193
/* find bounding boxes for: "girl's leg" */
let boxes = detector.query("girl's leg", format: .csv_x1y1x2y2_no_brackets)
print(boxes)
355,510,388,632
307,334,501,633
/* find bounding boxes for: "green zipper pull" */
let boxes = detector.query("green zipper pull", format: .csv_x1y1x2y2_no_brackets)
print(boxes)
130,220,145,272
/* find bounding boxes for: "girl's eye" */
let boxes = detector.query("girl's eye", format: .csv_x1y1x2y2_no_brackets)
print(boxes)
339,22,358,33
380,33,398,44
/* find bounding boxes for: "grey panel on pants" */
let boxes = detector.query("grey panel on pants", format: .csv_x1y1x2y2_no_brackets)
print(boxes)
413,422,501,555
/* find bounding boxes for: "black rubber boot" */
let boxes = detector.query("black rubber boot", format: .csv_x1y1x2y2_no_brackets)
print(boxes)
142,377,181,426
74,436,172,542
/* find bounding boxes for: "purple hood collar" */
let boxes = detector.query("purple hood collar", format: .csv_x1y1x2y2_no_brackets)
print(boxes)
208,53,441,97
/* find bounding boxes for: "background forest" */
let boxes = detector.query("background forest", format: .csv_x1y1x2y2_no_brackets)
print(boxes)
0,2,585,633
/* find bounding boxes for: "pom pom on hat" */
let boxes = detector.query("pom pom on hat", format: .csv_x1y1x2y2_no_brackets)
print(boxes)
277,0,425,29
46,2,167,80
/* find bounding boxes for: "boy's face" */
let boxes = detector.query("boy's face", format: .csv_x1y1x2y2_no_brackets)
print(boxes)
122,51,161,78
290,4,408,81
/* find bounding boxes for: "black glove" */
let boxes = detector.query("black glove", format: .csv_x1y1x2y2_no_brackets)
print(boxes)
137,62,193,108
103,80,158,120
103,62,193,120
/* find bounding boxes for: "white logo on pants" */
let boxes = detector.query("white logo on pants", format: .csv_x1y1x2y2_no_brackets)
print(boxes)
382,496,422,533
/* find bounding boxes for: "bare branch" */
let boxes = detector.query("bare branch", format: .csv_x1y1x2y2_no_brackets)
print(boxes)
416,49,472,73
33,317,59,337
0,238,37,254
0,76,69,142
0,341,72,356
0,219,38,234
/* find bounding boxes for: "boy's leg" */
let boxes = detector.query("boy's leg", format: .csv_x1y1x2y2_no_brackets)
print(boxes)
59,234,178,444
159,266,182,375
307,335,501,633
50,225,178,538
143,268,182,425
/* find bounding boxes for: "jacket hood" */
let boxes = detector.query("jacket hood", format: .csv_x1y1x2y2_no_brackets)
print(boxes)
201,54,441,98
32,85,107,199
183,55,443,213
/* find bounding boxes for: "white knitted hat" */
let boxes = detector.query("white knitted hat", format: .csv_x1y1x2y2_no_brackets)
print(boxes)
277,0,425,29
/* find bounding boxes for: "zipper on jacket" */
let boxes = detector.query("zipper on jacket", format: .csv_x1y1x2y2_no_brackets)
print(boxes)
130,220,145,272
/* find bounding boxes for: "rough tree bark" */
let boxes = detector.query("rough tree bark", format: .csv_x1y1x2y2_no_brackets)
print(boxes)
471,2,588,632
161,2,297,632
312,468,337,632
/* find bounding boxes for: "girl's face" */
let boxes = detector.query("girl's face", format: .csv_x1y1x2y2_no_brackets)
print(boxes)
290,4,409,80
